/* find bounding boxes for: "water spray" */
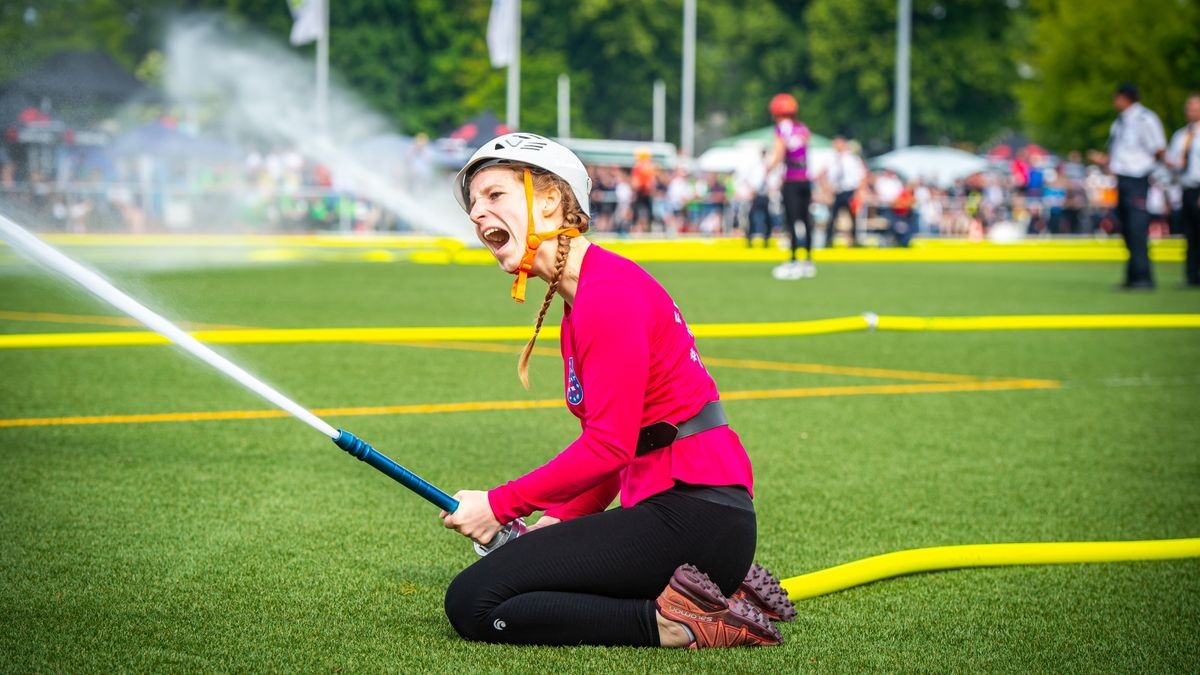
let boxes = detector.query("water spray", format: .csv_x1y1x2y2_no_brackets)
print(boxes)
0,213,520,554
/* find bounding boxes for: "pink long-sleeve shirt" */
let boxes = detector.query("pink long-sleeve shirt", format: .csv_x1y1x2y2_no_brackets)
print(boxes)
487,245,755,523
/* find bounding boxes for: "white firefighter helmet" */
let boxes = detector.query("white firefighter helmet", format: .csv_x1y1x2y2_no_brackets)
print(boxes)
453,133,592,215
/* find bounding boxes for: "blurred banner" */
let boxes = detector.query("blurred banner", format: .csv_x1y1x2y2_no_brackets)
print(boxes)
288,0,324,46
487,0,516,68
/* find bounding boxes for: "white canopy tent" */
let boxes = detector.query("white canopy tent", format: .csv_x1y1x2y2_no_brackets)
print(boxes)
868,145,989,188
696,140,835,177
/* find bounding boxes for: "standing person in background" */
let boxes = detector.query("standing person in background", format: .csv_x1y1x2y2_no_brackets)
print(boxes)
735,148,771,247
872,169,904,242
1166,92,1200,288
631,147,657,233
1088,83,1167,290
764,93,815,280
820,135,866,247
1061,152,1088,234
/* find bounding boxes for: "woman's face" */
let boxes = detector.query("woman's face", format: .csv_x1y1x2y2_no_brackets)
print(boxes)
468,166,560,274
468,167,529,273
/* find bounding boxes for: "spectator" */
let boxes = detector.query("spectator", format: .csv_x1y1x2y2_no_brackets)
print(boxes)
1088,83,1166,290
630,147,657,232
820,134,866,246
915,182,943,235
735,148,771,247
891,181,916,247
406,133,435,190
872,169,903,240
664,168,692,234
613,169,635,234
1165,92,1200,287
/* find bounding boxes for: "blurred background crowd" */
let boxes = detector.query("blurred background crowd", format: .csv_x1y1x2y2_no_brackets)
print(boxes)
0,111,1181,248
0,0,1197,250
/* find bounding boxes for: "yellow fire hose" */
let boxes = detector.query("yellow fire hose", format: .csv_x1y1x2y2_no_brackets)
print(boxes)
781,538,1200,601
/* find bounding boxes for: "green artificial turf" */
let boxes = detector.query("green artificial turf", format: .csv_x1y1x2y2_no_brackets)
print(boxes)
1,247,1198,673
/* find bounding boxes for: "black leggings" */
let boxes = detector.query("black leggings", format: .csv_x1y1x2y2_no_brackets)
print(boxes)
443,488,756,646
782,180,813,261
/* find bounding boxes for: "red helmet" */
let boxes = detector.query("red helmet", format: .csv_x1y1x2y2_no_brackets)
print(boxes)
769,93,798,117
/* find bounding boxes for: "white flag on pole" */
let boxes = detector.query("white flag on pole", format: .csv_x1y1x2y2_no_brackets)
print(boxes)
288,0,324,46
487,0,516,68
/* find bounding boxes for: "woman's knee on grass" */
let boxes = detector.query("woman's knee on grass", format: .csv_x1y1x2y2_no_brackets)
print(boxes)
443,565,496,641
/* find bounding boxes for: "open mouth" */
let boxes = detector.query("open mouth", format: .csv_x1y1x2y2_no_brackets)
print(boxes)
481,226,512,252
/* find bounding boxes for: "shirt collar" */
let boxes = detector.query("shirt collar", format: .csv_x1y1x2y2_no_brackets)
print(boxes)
1120,102,1144,120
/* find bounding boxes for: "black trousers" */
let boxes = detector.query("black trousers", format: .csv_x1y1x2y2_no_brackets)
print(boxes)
746,194,771,246
443,487,756,646
829,190,856,246
782,180,813,261
1182,187,1200,285
1116,175,1154,286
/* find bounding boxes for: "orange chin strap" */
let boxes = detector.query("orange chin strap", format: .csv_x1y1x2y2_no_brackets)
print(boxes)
511,168,581,303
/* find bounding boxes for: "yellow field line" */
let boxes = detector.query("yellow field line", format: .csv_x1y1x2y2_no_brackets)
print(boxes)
700,356,980,383
4,313,1198,349
0,325,544,348
380,342,980,383
692,316,870,337
720,378,1060,403
0,317,867,349
17,234,1182,249
28,234,462,249
9,234,1183,264
0,378,1059,430
0,310,243,330
0,400,565,429
379,340,555,356
412,240,1186,265
878,314,1200,331
0,315,982,384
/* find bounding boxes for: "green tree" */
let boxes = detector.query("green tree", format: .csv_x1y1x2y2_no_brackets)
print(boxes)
0,1,142,84
1017,0,1200,153
697,0,810,144
805,0,1025,152
8,0,1095,155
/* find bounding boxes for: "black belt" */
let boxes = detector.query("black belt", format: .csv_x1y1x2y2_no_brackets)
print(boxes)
635,401,728,456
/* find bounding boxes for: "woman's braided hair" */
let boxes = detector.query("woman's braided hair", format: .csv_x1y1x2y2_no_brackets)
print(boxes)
515,167,589,389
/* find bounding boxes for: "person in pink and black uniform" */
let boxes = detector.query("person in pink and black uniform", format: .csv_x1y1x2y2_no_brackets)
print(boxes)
439,133,792,648
765,93,815,280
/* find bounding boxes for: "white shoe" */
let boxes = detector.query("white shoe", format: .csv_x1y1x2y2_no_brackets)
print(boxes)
772,261,801,280
799,260,817,278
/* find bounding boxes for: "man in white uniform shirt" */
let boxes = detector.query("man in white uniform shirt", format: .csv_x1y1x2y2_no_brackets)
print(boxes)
821,135,867,247
1089,83,1167,290
1166,93,1200,288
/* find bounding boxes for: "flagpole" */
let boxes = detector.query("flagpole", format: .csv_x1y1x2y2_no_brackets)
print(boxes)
557,74,570,138
894,0,911,149
681,0,696,157
316,0,330,136
506,0,521,130
653,79,666,143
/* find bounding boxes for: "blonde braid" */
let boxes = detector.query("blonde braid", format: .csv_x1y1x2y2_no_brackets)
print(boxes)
518,234,571,389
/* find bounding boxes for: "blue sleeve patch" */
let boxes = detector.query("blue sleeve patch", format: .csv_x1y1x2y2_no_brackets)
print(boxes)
566,356,584,405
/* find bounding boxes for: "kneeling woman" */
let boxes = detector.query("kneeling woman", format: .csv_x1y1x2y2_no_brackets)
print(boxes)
441,135,791,648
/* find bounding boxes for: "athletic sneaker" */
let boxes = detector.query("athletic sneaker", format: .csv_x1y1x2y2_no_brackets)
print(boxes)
730,563,797,622
771,261,801,280
655,563,784,649
798,260,817,278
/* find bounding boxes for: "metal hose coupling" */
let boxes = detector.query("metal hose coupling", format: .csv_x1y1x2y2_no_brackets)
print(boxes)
474,519,527,556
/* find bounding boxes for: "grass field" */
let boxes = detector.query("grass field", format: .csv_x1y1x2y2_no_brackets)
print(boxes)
2,240,1199,673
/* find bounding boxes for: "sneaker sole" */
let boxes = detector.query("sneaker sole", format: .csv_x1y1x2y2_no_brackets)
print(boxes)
733,563,797,622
